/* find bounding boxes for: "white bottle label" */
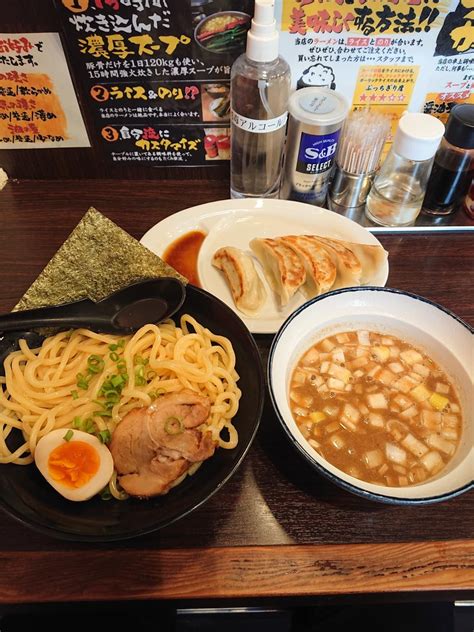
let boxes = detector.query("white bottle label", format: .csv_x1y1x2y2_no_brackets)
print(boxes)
231,110,288,134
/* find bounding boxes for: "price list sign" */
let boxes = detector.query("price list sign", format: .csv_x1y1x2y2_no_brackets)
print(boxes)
56,0,254,166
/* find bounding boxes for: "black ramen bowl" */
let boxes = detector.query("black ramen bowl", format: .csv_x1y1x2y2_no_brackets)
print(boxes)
0,285,264,541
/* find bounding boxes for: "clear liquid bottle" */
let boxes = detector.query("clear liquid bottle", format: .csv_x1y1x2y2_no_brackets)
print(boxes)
365,113,445,227
230,0,291,199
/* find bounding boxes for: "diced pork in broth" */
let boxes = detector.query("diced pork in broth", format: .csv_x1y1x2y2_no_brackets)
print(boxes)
110,390,216,497
289,331,462,487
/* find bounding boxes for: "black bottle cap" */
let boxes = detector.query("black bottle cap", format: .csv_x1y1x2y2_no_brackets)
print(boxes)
444,104,474,150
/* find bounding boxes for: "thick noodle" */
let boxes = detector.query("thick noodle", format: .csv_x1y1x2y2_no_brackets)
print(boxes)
0,316,241,479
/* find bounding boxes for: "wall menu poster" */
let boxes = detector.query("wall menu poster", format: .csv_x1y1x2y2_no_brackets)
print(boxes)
56,0,254,166
0,32,90,149
275,0,474,143
57,0,472,166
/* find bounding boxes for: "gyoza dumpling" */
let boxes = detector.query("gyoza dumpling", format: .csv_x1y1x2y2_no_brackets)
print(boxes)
310,235,362,288
249,237,306,307
312,235,387,286
212,246,267,317
277,235,337,298
336,239,388,285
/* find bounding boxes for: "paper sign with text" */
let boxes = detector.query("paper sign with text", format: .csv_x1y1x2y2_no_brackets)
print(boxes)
56,0,252,166
0,32,90,149
276,0,473,127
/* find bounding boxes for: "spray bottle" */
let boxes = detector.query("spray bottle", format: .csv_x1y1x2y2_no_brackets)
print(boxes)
230,0,291,199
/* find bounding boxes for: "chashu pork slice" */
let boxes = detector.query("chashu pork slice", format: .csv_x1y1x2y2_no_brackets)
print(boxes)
277,234,337,298
212,246,266,316
110,390,215,498
250,237,306,307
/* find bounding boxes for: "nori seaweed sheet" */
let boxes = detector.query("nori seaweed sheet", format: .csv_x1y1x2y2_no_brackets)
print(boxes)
15,207,186,311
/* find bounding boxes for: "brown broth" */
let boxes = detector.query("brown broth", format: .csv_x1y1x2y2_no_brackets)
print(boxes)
163,230,206,287
289,331,462,487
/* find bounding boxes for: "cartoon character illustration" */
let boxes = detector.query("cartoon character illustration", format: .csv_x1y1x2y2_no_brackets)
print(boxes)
297,63,336,90
450,19,474,52
435,0,474,55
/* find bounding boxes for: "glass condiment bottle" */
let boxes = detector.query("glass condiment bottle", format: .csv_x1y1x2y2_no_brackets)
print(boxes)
365,113,445,227
422,104,474,216
463,178,474,220
230,0,291,199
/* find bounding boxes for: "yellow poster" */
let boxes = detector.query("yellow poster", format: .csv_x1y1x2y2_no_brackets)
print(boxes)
352,65,419,143
281,0,451,36
276,0,473,128
423,89,474,123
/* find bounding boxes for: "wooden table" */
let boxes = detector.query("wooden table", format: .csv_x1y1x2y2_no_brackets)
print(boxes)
0,179,472,606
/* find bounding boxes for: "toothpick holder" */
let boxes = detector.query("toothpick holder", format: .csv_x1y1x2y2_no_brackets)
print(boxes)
328,166,376,210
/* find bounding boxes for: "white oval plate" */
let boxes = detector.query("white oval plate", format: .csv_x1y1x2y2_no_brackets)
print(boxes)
140,199,389,334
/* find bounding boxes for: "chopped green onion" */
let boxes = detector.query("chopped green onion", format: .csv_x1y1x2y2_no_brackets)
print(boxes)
97,430,111,444
146,370,156,381
149,387,166,400
134,355,149,366
71,390,79,400
100,486,112,501
85,418,95,433
164,416,184,435
94,410,113,418
149,390,163,400
76,373,91,390
87,354,105,374
111,374,125,388
108,343,118,351
63,429,74,442
109,351,119,362
117,339,125,348
72,416,82,429
135,364,146,386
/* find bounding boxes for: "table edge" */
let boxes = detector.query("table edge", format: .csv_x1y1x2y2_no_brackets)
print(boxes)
1,539,473,603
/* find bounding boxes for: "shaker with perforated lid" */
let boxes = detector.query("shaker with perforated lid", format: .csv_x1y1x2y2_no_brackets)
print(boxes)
365,112,445,227
422,103,474,216
280,87,348,206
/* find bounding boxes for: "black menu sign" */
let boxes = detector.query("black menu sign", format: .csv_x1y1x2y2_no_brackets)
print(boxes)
56,0,254,166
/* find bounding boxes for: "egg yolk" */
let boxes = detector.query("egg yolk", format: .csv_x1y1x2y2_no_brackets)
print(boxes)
48,441,100,489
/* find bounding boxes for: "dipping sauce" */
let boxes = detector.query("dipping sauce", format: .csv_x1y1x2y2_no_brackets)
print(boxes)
163,230,206,287
290,330,462,487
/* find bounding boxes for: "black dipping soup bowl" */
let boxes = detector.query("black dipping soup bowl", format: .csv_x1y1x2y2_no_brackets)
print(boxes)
0,285,264,541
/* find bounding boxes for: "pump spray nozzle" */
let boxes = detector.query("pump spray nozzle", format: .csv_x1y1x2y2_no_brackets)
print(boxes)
246,0,279,63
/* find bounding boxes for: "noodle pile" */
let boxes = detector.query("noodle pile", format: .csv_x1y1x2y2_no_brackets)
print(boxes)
0,315,241,474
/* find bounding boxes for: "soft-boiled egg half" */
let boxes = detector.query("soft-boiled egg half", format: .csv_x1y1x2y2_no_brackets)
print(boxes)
34,429,114,501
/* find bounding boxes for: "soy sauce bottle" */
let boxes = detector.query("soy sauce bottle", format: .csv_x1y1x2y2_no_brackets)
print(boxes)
422,104,474,216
